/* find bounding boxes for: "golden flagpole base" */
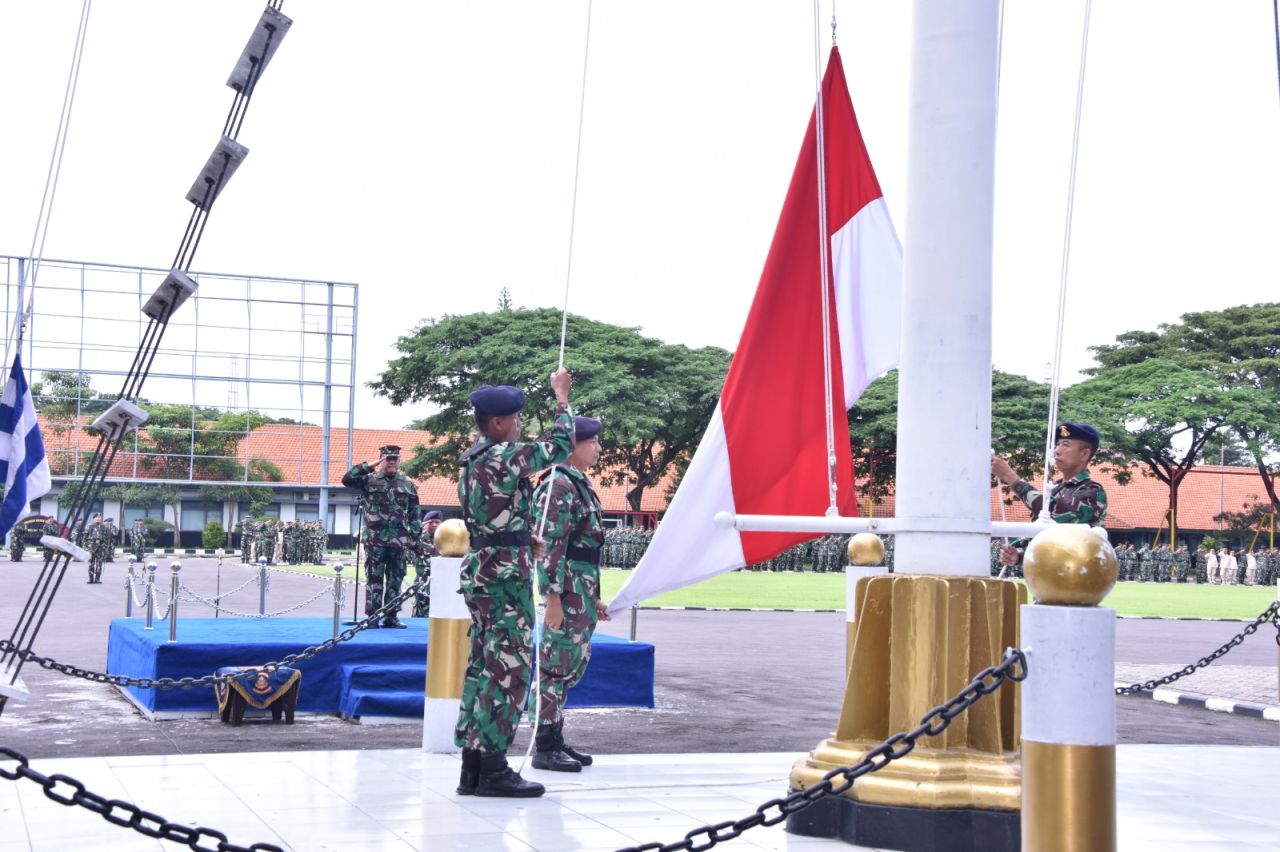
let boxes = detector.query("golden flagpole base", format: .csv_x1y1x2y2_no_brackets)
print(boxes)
789,575,1025,850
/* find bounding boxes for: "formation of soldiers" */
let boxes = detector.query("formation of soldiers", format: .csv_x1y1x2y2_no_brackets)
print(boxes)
600,527,652,568
236,518,328,565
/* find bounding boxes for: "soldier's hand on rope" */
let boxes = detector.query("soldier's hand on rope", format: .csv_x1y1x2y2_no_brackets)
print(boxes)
550,368,572,404
990,455,1018,487
544,594,564,629
594,600,610,622
531,535,547,561
998,544,1020,566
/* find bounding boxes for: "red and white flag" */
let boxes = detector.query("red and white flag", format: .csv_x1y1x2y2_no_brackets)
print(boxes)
609,47,901,614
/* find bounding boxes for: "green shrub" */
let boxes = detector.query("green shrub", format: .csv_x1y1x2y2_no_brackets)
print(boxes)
202,519,226,550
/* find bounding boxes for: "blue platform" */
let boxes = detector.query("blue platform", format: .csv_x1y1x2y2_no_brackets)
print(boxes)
106,618,655,719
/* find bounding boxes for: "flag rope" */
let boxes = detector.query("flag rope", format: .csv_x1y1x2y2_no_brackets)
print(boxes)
4,0,93,368
814,0,838,515
1041,0,1092,520
522,0,593,772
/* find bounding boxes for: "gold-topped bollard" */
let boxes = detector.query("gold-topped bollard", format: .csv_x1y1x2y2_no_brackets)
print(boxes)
422,519,472,753
1021,524,1119,852
844,534,887,667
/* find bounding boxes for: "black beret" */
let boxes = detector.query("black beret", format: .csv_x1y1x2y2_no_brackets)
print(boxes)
469,384,526,416
574,416,603,441
1057,422,1101,451
422,510,443,521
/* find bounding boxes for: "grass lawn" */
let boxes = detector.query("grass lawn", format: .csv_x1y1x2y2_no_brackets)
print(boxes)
271,563,1277,620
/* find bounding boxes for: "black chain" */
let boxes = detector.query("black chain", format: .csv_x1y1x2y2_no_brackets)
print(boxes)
0,746,282,851
0,580,422,692
1115,600,1280,696
616,647,1029,852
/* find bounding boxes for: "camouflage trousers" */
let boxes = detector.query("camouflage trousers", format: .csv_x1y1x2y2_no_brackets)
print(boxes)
411,562,431,618
364,545,408,616
537,589,598,726
87,554,103,582
454,576,534,752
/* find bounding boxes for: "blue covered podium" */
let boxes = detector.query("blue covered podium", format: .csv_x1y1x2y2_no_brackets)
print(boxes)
106,617,655,719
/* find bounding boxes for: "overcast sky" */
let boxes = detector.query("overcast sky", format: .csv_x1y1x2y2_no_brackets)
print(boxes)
2,1,1278,430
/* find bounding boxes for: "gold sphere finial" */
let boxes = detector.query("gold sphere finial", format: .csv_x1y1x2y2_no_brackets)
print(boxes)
847,533,886,567
1023,524,1118,606
433,519,471,557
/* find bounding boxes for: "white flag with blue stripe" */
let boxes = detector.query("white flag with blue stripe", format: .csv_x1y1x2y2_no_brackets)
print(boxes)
0,354,52,538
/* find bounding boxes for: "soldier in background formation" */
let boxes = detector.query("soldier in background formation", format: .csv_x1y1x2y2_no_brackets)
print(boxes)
601,526,652,568
413,510,442,618
42,517,59,560
342,444,420,628
83,513,105,583
279,520,328,565
102,517,117,562
130,518,147,562
238,517,283,565
8,527,24,561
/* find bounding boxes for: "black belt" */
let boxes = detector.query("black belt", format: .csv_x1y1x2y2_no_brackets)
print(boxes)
471,530,532,549
566,545,601,565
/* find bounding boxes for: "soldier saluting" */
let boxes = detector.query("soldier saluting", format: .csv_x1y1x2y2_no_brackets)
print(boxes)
531,415,609,773
341,444,421,628
454,369,573,799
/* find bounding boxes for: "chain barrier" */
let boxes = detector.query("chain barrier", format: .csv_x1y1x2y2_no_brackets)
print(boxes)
618,647,1029,852
125,573,151,611
1115,600,1280,696
0,747,283,852
177,581,334,619
208,573,262,600
0,580,421,692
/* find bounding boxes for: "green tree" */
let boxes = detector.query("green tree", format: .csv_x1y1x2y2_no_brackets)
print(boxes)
848,369,1052,505
496,287,514,311
31,371,112,474
1090,304,1280,510
1063,358,1271,536
133,406,280,482
371,308,732,512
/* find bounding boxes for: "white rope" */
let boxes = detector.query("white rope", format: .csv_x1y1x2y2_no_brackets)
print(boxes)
5,0,93,371
1040,0,1092,522
814,0,837,515
522,0,592,774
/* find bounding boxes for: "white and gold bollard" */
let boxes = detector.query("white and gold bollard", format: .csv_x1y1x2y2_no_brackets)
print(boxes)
844,534,887,666
1021,524,1119,852
422,520,472,753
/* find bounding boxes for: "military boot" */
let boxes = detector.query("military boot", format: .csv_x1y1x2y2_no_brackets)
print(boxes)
557,722,593,767
531,723,582,773
474,751,545,798
456,748,481,795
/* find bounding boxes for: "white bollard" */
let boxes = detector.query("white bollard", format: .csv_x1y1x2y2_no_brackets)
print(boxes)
144,562,158,630
1021,605,1116,851
422,555,469,753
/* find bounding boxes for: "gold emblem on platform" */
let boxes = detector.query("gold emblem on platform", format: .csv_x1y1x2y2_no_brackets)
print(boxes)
846,533,886,566
433,519,471,557
1023,524,1118,606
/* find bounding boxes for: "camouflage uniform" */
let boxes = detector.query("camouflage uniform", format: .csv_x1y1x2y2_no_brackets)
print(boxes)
129,522,147,562
9,528,24,561
342,458,420,619
412,525,437,618
85,519,105,583
453,402,573,753
42,518,59,560
534,463,605,728
1007,471,1108,568
101,520,117,563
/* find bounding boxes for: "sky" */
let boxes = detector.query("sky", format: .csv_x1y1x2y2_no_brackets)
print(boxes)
2,1,1278,431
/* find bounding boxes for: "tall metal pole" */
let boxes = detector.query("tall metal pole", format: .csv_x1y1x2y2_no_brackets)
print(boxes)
892,0,1000,576
318,282,334,538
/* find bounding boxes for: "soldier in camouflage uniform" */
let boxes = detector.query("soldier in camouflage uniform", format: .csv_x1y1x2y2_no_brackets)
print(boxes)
85,513,105,584
101,518,117,563
129,518,147,563
412,510,442,618
992,423,1108,573
454,372,573,799
532,416,609,773
342,445,420,628
42,517,59,561
9,527,24,561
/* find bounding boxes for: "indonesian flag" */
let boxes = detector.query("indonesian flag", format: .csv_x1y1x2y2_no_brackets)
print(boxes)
608,47,901,614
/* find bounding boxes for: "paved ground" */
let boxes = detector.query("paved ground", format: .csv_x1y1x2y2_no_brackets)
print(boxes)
1,558,1276,761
